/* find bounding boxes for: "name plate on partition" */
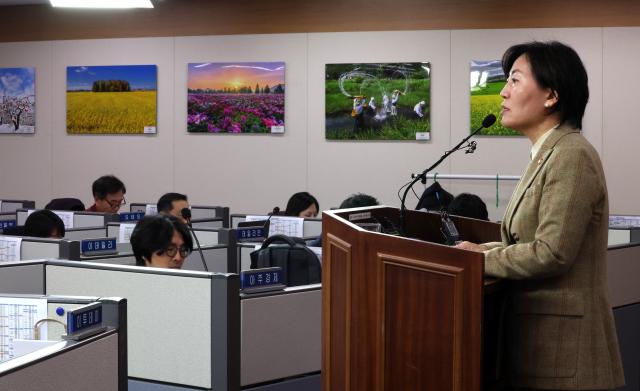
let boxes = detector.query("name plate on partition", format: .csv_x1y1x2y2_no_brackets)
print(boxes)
240,267,285,293
236,226,266,241
81,237,117,256
119,211,145,222
64,303,106,341
0,220,17,229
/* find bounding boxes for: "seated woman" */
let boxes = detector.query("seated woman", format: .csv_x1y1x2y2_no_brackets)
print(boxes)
130,215,193,269
24,210,65,238
284,192,319,218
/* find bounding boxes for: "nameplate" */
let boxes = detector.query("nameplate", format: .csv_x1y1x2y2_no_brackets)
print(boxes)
64,303,105,341
240,267,285,293
119,211,145,222
81,237,117,256
0,220,17,229
236,226,266,241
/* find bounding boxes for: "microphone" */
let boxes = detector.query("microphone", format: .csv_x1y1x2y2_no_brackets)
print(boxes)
399,114,496,236
182,207,208,272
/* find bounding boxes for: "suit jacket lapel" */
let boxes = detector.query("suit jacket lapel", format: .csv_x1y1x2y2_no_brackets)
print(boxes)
503,126,579,238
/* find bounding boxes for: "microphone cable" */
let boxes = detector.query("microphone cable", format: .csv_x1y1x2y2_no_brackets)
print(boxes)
182,208,208,272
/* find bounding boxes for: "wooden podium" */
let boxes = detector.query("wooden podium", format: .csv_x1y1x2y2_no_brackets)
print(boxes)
322,206,503,391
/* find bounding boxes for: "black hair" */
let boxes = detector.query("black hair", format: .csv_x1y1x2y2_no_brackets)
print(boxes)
157,192,188,214
447,193,489,221
502,41,589,129
92,175,126,199
130,214,194,266
45,198,85,211
284,192,319,217
24,210,65,238
339,193,379,209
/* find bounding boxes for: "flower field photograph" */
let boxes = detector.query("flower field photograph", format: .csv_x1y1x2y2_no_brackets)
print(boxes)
325,62,430,141
0,67,35,134
66,65,157,134
187,62,285,134
470,60,519,136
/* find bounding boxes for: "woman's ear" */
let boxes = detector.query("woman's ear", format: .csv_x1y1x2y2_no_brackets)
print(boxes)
544,89,559,108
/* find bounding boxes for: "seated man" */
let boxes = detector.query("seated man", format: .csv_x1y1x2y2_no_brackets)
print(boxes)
24,210,65,238
339,193,379,209
157,192,190,224
130,215,193,269
86,175,126,213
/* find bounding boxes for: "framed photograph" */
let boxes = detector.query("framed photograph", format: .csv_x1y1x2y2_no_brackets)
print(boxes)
66,65,157,134
0,67,35,134
470,60,518,136
187,62,285,134
325,62,430,141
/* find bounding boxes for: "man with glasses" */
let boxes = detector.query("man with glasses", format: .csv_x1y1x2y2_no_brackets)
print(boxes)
130,215,193,269
86,175,127,213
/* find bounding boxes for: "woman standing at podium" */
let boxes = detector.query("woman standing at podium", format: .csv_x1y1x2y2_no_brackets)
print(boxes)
456,41,624,390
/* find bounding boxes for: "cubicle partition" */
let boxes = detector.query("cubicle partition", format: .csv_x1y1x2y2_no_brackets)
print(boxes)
230,214,322,237
16,209,119,228
0,260,240,391
240,285,321,389
0,235,80,261
130,203,230,228
0,211,17,233
0,294,127,391
64,226,108,241
0,199,35,213
607,242,640,391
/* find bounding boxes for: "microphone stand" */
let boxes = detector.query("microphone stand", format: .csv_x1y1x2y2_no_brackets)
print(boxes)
399,122,488,237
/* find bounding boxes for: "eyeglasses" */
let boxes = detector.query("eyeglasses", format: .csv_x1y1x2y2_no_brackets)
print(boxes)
158,244,191,258
106,197,126,208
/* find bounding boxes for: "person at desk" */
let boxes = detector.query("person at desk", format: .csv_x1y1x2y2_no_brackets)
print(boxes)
455,41,624,390
130,215,193,269
284,192,319,218
339,193,379,209
447,193,488,221
157,192,190,224
86,175,126,213
23,210,65,238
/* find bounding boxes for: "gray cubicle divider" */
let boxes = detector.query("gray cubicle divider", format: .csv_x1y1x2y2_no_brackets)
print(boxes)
0,235,80,261
130,203,230,228
42,260,239,391
0,260,45,294
16,209,119,228
64,226,108,241
230,214,322,237
0,199,35,213
240,285,321,388
0,295,127,391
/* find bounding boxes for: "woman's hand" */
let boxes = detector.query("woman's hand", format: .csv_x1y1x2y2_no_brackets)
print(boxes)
455,241,486,252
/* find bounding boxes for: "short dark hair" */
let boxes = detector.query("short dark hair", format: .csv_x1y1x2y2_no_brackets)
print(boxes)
157,193,188,214
447,193,488,221
24,210,65,238
92,175,126,199
502,41,589,129
339,193,379,209
284,192,319,217
130,215,193,266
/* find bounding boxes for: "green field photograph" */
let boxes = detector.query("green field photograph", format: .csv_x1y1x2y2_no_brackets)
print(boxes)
66,65,157,134
470,60,519,136
325,62,430,141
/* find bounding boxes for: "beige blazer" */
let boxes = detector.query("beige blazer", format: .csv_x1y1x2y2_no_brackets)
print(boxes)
483,126,625,390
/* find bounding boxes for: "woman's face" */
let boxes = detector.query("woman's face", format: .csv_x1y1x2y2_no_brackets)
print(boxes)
500,55,555,134
145,231,188,269
299,204,318,218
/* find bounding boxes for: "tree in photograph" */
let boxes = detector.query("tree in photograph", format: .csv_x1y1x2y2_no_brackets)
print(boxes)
92,80,131,92
263,84,270,94
1,95,33,131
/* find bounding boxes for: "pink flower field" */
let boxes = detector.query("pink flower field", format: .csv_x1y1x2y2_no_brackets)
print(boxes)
187,93,284,133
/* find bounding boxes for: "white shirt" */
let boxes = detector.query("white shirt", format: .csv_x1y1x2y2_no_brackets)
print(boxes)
530,124,559,160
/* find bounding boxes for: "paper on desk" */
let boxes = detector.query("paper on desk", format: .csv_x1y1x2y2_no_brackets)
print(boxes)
0,297,48,361
246,215,304,237
0,236,22,262
119,223,137,243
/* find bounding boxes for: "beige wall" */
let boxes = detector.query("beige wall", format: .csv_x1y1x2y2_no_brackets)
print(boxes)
0,28,638,220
